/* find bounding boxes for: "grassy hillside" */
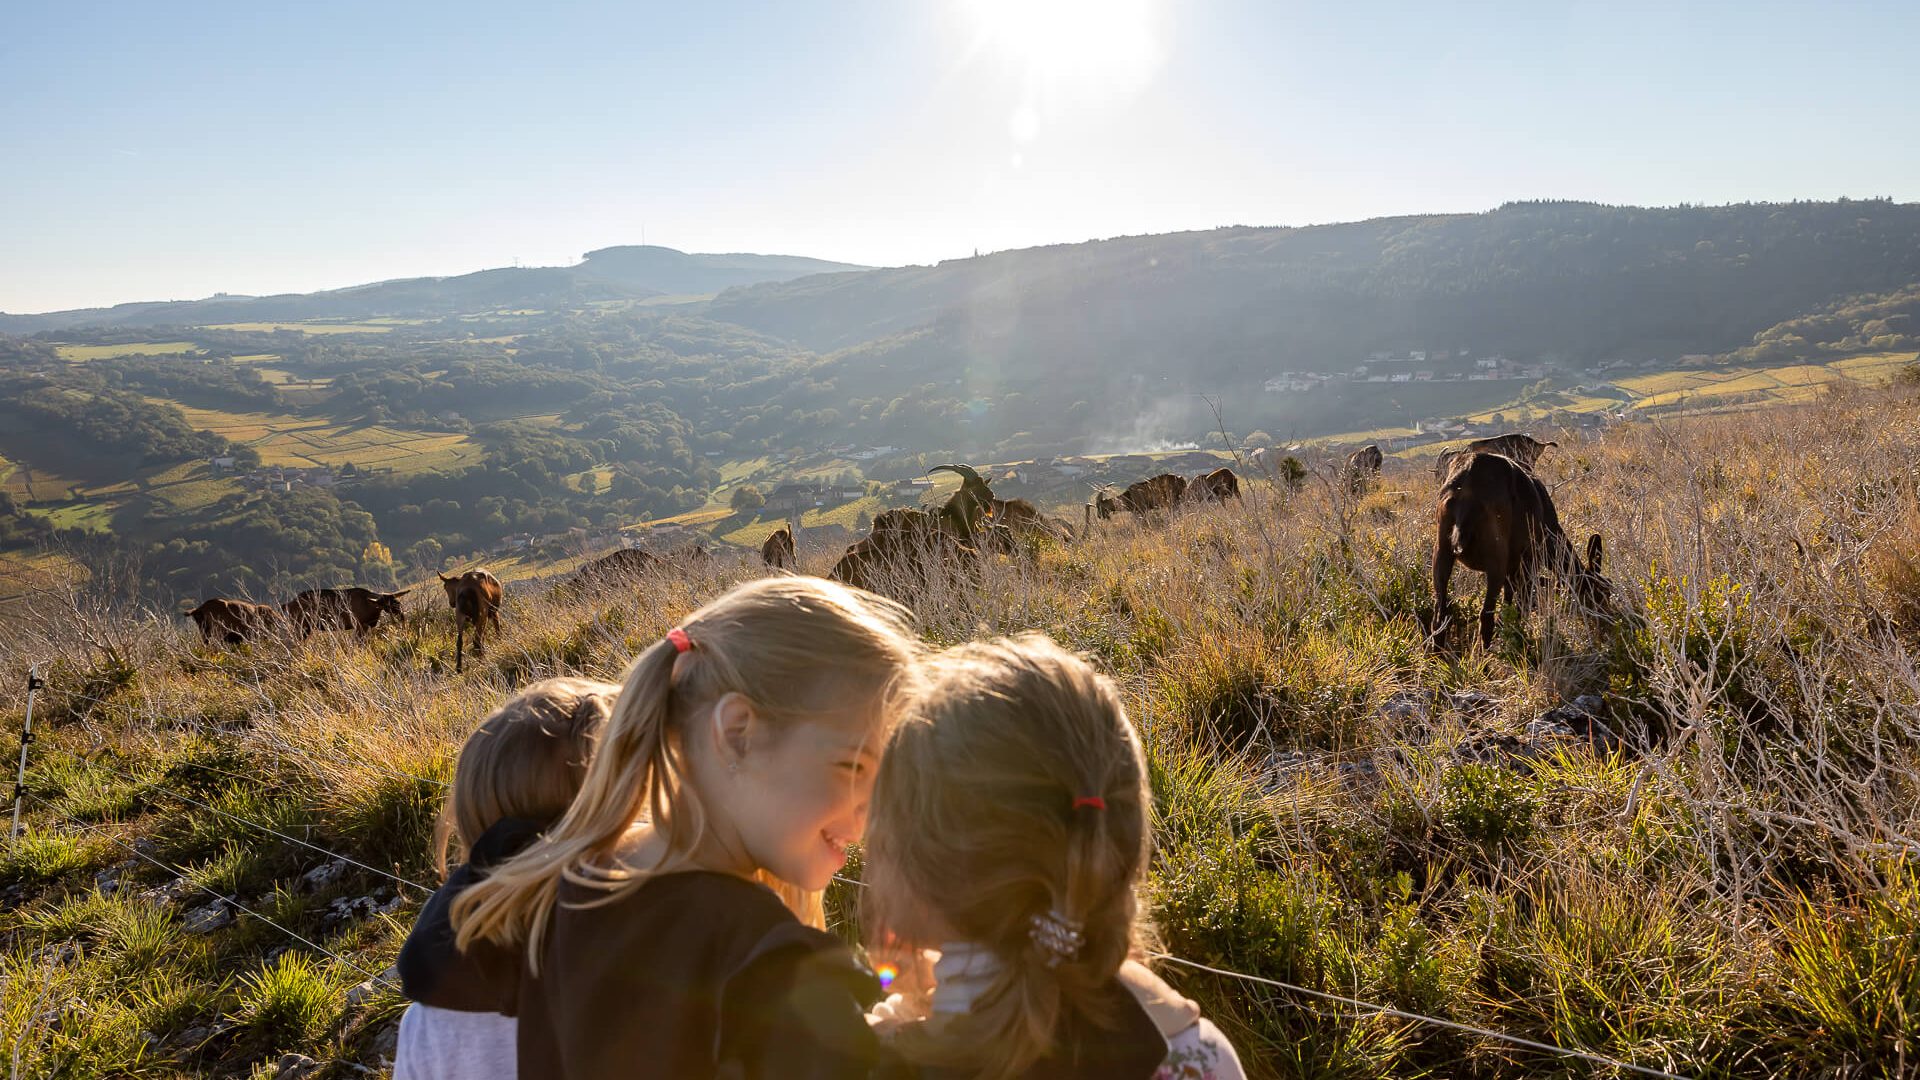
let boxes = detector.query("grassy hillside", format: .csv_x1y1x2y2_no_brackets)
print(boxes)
5,380,1920,1077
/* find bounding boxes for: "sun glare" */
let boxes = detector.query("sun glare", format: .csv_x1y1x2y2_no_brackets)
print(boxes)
960,0,1162,105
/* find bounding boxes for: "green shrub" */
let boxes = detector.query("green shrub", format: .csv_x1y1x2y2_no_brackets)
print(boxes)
1438,765,1537,852
232,952,339,1047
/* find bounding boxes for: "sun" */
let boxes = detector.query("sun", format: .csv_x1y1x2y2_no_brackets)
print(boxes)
959,0,1162,105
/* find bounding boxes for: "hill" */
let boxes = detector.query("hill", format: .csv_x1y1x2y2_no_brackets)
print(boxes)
707,200,1920,446
0,246,869,333
6,382,1920,1077
573,245,867,295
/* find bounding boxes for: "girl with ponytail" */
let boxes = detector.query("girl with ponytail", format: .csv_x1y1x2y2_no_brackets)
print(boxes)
864,634,1245,1080
449,576,921,1079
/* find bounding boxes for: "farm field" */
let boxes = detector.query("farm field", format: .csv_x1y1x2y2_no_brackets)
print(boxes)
156,402,482,472
0,548,83,608
1448,352,1919,428
53,341,199,361
1615,352,1914,410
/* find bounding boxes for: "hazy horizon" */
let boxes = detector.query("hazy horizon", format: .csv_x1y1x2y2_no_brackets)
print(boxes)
6,0,1918,313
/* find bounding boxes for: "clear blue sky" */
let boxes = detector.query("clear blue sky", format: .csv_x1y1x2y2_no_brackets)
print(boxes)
3,0,1916,313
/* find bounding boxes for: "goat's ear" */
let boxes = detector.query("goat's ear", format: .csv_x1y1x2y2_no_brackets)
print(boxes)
1587,534,1603,574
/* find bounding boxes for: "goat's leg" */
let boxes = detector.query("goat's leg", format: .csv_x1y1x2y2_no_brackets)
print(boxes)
455,618,466,673
1479,572,1503,649
1430,537,1457,646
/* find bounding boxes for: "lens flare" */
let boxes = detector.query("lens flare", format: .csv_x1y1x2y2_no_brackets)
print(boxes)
876,963,899,989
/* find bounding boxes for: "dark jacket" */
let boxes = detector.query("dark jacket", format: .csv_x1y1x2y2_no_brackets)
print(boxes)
517,869,884,1080
397,816,546,1015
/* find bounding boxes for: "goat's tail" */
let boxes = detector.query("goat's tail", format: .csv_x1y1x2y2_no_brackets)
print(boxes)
1449,522,1466,557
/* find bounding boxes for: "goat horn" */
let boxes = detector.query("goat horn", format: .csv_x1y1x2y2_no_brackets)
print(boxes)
927,463,985,485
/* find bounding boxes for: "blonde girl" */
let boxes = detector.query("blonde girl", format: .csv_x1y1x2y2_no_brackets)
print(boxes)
864,634,1245,1080
396,676,617,1080
451,575,921,1079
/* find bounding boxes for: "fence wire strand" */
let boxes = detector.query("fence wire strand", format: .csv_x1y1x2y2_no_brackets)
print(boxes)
25,793,400,994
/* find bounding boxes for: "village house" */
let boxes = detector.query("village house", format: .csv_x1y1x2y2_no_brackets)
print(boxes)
891,477,936,498
764,482,824,515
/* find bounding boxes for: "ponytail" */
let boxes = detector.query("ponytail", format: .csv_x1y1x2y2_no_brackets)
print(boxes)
452,576,919,971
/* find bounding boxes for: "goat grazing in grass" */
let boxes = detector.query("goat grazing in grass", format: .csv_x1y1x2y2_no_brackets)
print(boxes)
1430,451,1610,648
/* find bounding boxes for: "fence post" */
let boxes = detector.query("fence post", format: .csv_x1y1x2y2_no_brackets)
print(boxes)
10,664,43,840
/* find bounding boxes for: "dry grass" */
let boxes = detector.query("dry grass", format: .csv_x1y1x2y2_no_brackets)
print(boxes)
6,383,1920,1076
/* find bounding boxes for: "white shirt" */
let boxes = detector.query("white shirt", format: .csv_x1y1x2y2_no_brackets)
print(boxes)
394,1003,517,1080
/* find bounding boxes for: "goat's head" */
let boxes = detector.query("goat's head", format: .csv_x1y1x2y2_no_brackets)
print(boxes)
1570,533,1616,616
375,589,409,624
929,464,994,534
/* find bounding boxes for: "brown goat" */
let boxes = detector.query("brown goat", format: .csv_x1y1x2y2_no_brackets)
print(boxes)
1089,472,1188,524
282,587,409,640
439,570,503,673
829,464,1011,593
182,598,288,646
1430,452,1609,649
987,497,1074,543
829,508,981,594
1186,466,1241,503
761,526,796,569
1345,445,1384,491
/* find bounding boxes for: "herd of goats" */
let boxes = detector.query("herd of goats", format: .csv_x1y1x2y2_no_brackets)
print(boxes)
180,432,1606,671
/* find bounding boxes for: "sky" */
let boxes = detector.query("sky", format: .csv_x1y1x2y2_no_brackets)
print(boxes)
3,0,1918,313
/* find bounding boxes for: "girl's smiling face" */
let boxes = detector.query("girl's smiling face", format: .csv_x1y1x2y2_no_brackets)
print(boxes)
719,700,884,891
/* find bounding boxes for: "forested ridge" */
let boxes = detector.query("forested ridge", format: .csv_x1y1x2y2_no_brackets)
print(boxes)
5,199,1920,601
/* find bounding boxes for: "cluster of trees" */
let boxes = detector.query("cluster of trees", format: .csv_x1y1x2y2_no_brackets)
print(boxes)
93,354,284,410
1736,285,1920,364
141,488,388,598
0,492,56,551
330,358,603,422
0,372,252,468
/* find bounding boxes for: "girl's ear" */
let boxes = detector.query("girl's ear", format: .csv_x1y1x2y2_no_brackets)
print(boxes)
709,692,757,768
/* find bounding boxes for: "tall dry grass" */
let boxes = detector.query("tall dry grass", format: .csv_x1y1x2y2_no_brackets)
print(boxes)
4,381,1920,1076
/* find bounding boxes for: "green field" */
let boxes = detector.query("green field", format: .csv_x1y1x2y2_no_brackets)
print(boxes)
0,549,83,607
54,341,199,361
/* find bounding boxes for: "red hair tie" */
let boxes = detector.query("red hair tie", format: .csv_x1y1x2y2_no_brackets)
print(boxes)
666,627,693,654
1072,796,1106,811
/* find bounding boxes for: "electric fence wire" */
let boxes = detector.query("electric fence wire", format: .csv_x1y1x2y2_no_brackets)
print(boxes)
23,792,402,994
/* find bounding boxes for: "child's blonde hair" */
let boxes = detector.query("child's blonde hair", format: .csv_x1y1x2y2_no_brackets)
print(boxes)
432,677,618,876
451,575,920,970
864,633,1151,1080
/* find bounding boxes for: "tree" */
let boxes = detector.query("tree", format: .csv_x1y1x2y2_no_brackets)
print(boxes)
731,485,766,512
1278,456,1307,492
407,538,443,571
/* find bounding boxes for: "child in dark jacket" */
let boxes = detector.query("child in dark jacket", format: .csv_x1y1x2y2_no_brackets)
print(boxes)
395,677,615,1080
448,576,923,1079
862,634,1246,1080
